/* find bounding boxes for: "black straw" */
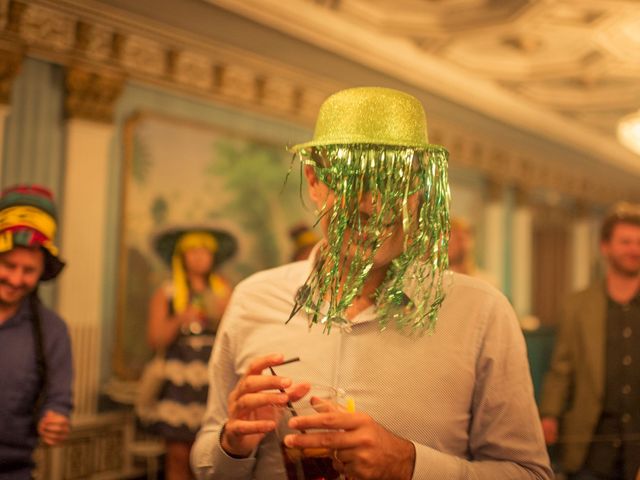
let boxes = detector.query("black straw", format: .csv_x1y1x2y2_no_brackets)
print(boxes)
278,356,300,366
269,357,301,419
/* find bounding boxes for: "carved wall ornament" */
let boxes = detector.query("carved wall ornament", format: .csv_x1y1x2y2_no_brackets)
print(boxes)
447,135,468,166
514,185,531,207
64,67,124,123
0,4,347,137
120,34,165,78
19,3,74,52
486,178,505,203
511,158,532,189
0,0,9,31
217,63,256,102
0,0,335,127
5,0,24,34
0,46,22,104
297,88,326,121
260,77,296,112
110,32,126,63
75,21,113,63
432,119,639,206
173,50,213,90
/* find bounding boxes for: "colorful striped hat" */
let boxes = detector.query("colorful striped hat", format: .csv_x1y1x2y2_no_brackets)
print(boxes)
0,185,65,280
152,225,238,314
153,225,237,268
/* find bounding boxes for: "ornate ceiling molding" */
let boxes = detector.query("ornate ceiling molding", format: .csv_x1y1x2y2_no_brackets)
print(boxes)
205,0,640,180
0,0,340,125
430,122,637,205
0,0,637,205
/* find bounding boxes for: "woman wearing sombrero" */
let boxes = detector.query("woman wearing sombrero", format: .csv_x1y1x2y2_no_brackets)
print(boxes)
145,226,236,480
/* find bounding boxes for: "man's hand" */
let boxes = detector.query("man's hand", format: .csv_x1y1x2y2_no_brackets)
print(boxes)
541,417,558,445
221,354,307,458
37,410,70,446
285,410,415,480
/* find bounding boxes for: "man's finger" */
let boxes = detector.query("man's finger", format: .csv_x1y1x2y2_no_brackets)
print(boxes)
41,431,69,446
239,375,292,395
289,411,365,431
233,391,289,414
229,373,291,404
41,424,70,434
225,418,277,436
246,354,286,375
285,383,312,403
283,430,357,450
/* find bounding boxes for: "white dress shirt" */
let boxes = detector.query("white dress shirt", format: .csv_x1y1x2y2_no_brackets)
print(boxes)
191,252,552,479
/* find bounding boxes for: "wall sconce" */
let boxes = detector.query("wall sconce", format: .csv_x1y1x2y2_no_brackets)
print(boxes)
617,109,640,156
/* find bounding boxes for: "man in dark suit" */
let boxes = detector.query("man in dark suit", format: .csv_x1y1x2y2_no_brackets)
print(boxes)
540,202,640,480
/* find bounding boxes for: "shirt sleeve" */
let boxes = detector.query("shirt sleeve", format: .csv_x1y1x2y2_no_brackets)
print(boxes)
412,295,553,480
40,312,73,419
191,287,258,480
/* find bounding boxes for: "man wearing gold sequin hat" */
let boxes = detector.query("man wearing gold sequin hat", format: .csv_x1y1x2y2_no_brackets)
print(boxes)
193,87,552,479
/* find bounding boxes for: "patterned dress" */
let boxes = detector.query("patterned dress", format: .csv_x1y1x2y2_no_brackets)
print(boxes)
147,281,226,442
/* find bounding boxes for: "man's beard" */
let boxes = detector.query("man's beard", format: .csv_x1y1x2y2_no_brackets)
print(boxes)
609,256,640,278
0,280,32,308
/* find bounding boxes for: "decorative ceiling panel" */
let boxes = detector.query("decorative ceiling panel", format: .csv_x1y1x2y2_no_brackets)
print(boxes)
304,0,640,142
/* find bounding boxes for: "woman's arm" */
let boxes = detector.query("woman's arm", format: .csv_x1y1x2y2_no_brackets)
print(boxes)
147,287,189,349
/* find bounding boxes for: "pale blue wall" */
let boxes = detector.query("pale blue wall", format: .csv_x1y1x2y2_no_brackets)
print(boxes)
2,58,65,199
1,58,65,306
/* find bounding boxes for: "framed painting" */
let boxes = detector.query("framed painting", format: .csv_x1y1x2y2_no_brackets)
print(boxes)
113,111,316,379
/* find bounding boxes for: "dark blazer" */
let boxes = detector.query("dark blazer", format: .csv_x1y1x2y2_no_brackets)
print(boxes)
539,281,606,473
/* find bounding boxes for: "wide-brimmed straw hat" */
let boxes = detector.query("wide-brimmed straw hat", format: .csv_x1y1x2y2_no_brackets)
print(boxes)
291,86,443,152
0,185,65,281
152,225,237,268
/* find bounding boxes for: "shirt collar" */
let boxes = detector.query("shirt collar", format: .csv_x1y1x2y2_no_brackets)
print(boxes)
604,278,640,307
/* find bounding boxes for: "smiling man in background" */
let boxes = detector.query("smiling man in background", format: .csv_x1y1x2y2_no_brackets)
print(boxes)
0,185,73,479
541,202,640,480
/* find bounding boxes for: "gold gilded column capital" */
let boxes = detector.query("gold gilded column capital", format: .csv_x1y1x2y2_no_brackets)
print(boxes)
514,185,532,208
65,66,124,123
0,47,23,104
486,177,505,203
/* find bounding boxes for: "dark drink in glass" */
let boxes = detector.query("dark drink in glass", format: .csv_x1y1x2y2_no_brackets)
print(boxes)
280,444,340,480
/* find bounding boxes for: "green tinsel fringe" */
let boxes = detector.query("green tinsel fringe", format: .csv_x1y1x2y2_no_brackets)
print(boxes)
289,144,450,334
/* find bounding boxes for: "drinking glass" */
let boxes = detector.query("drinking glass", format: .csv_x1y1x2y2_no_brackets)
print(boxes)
274,384,344,480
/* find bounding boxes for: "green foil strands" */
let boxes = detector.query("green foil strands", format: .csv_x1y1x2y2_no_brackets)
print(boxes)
290,144,450,334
